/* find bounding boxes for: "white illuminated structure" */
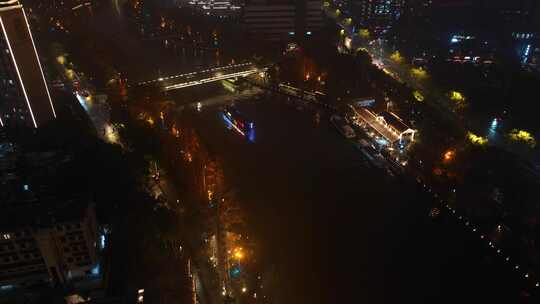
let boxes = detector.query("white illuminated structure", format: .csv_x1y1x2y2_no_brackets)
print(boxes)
164,68,260,91
0,0,56,128
187,0,241,16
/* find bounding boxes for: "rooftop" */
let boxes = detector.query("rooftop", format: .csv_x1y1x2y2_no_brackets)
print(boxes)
0,197,92,231
378,111,412,133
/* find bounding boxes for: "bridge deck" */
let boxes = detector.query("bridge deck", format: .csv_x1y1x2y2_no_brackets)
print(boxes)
137,62,254,86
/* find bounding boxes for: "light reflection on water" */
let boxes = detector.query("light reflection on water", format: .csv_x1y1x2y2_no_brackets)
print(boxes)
221,113,256,143
247,128,256,143
487,118,500,140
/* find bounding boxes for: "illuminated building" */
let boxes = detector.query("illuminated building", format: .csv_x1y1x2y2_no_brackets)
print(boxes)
351,0,405,36
352,105,416,146
243,0,323,41
0,0,56,128
375,111,416,144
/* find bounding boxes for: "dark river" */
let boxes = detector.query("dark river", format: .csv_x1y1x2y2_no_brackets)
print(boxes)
181,90,522,303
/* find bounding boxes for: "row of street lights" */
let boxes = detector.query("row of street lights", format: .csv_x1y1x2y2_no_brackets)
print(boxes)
418,179,540,292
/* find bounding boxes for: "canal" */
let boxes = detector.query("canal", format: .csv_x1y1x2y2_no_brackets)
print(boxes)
179,91,522,303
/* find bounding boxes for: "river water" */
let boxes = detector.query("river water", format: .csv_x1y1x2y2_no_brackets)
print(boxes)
180,90,522,303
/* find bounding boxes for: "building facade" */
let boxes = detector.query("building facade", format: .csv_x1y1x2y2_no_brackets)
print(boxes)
243,0,323,41
0,0,56,128
0,201,98,287
304,0,324,35
488,0,540,65
351,0,405,36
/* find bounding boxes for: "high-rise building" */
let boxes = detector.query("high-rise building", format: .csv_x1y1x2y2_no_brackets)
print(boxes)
0,0,56,129
243,0,323,41
304,0,324,35
351,0,405,36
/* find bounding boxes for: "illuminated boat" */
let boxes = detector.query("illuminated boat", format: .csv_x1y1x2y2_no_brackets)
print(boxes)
222,106,255,141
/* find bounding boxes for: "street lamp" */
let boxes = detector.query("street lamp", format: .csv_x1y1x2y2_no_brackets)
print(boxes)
137,289,144,303
233,247,244,260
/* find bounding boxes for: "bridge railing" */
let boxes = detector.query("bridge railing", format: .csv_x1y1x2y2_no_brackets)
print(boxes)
136,62,254,86
163,68,263,91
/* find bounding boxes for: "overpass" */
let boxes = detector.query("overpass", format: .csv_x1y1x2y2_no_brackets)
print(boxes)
136,62,265,91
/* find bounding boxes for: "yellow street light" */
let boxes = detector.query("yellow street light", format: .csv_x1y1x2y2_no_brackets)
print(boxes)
234,251,244,260
443,150,455,162
233,247,244,260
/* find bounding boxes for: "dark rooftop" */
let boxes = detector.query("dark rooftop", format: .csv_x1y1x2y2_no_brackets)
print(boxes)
0,197,92,231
